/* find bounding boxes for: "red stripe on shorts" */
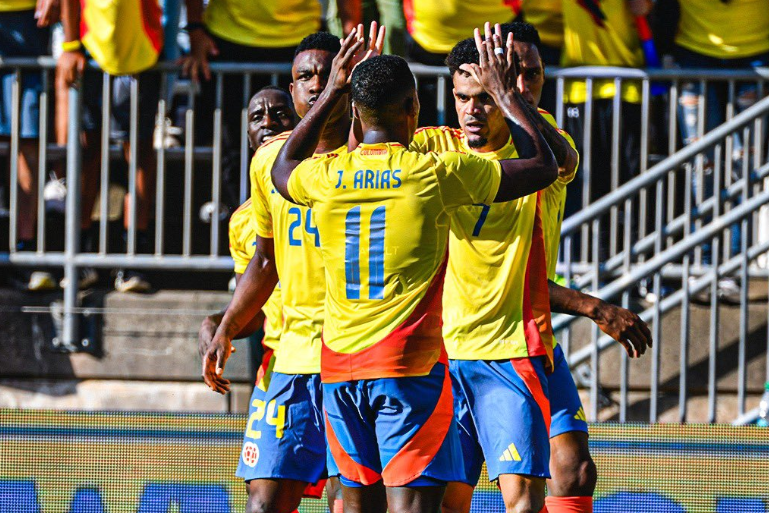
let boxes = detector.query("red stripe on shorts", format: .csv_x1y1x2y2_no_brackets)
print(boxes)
324,413,382,486
510,357,551,436
381,364,454,486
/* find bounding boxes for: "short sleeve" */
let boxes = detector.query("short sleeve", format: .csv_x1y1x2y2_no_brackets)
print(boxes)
435,151,501,211
229,229,253,275
250,155,274,238
286,156,329,207
228,203,255,274
540,109,579,186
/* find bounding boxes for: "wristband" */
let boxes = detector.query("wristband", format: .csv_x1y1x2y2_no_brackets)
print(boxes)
183,22,207,33
61,40,82,52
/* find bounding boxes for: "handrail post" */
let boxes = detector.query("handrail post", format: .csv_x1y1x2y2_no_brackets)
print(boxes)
62,84,83,349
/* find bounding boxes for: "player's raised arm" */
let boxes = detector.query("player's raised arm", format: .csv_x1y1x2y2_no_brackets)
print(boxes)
547,280,653,358
469,23,558,202
271,30,365,201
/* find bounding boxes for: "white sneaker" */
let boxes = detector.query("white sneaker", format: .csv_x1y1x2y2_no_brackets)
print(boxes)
44,175,67,214
114,270,151,293
27,271,57,291
60,267,99,290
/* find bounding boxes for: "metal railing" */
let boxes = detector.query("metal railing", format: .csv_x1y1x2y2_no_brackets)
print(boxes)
2,58,769,423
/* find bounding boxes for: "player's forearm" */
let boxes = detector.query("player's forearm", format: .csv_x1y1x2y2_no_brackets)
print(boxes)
548,279,603,320
272,86,345,199
218,254,278,340
526,103,577,173
60,0,79,41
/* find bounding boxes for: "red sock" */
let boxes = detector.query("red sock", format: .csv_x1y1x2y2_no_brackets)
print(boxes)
333,499,344,513
545,496,593,513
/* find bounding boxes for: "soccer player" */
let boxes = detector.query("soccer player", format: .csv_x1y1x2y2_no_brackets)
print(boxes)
198,85,296,398
202,29,382,513
270,27,557,513
410,23,652,513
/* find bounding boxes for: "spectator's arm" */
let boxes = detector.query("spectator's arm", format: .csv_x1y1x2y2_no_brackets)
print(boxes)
57,0,85,86
35,0,60,27
336,0,363,36
548,280,653,358
181,0,219,82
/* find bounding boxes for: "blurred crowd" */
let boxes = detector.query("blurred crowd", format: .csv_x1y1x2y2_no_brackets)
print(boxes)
1,0,768,292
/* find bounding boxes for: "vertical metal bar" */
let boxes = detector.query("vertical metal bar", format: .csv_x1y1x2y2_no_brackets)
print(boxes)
36,69,49,253
99,74,111,254
211,73,223,257
724,81,736,262
581,79,593,264
638,79,651,259
707,134,722,424
667,80,679,248
555,77,565,128
436,76,446,126
63,85,83,348
649,176,664,423
183,88,195,257
240,73,252,205
609,78,621,257
694,79,707,266
619,197,632,423
9,69,20,252
126,77,139,255
737,127,750,416
155,73,168,256
680,159,694,422
589,217,600,422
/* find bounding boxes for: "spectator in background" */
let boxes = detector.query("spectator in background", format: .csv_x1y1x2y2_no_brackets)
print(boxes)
520,0,563,113
560,0,648,224
403,0,521,126
327,0,407,57
661,0,769,301
1,0,55,290
57,0,163,292
181,0,320,215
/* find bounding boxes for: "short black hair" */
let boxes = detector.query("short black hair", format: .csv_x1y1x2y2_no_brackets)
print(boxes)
250,85,292,107
351,55,415,119
294,31,341,58
445,22,542,75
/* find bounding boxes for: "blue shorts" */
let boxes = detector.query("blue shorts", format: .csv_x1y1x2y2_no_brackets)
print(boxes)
236,372,327,485
449,357,551,484
323,362,464,488
0,10,49,138
548,344,588,438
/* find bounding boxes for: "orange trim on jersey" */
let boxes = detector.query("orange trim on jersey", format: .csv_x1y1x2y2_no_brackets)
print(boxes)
321,260,449,383
381,364,454,486
325,412,382,485
510,357,551,436
522,193,555,367
255,346,274,389
257,131,292,153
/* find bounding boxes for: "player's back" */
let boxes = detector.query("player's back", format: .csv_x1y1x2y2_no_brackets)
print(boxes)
286,141,501,382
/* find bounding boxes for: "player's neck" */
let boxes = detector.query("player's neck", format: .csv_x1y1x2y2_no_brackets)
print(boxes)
316,116,352,154
360,127,410,147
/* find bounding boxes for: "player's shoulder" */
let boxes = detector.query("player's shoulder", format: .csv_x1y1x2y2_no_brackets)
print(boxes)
254,132,291,162
413,126,464,147
415,126,464,138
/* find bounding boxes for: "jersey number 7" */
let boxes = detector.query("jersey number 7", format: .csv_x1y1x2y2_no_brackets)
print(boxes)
344,205,385,300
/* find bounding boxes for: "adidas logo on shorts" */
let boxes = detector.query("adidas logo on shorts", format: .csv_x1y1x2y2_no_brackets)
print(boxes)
499,442,522,462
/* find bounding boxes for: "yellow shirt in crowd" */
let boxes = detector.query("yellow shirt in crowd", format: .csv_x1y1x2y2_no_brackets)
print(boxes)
251,132,337,375
522,0,564,49
228,198,282,351
204,0,321,48
561,0,644,103
287,142,501,382
675,0,769,60
404,0,518,55
0,0,36,11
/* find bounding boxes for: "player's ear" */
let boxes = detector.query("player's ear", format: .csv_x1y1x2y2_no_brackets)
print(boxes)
289,82,294,95
351,102,360,120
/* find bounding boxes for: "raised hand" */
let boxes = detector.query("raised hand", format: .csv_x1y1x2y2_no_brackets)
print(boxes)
180,29,219,82
467,22,517,97
354,20,386,64
327,28,366,93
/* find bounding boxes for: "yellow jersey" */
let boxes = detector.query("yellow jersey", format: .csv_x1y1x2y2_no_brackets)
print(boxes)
0,1,36,11
561,0,644,103
287,142,501,382
675,0,769,59
228,198,282,351
522,0,564,48
410,127,554,363
251,133,339,375
204,0,321,48
80,0,163,75
537,110,578,280
403,0,518,55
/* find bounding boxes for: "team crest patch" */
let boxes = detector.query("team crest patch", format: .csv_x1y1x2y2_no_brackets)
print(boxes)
242,441,259,467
